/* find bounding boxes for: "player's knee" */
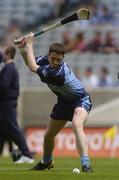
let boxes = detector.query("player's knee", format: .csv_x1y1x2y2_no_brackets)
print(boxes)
74,108,86,117
73,108,87,124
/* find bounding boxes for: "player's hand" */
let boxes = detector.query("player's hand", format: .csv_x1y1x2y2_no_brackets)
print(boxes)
17,36,26,49
25,32,34,45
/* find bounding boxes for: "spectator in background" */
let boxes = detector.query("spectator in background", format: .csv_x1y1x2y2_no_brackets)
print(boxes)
101,32,117,54
64,32,87,53
81,67,99,89
87,31,102,53
89,3,100,25
0,46,34,163
5,20,22,46
98,67,113,87
62,31,71,47
0,52,13,156
74,32,87,52
63,32,78,52
98,6,116,25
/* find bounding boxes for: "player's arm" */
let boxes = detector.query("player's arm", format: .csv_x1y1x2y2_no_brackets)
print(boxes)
20,49,28,66
25,32,39,73
17,37,29,66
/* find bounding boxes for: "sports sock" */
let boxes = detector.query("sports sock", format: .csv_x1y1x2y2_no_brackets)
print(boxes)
42,156,52,164
80,155,90,166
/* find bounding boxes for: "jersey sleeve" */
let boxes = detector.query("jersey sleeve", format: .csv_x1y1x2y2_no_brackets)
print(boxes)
35,56,49,66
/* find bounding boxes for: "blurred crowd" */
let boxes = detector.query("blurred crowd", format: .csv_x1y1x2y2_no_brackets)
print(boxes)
62,31,119,54
89,4,117,25
75,66,118,90
0,0,119,89
0,0,118,47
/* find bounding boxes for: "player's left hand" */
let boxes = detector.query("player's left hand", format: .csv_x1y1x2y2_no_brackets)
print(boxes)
17,36,26,49
25,32,34,45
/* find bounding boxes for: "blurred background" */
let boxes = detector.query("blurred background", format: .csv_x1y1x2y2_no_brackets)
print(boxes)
0,0,119,157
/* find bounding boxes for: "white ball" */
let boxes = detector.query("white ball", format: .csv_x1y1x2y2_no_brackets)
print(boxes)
72,168,80,174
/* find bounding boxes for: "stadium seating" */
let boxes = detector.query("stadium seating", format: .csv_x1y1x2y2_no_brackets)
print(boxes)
16,51,119,87
0,0,119,87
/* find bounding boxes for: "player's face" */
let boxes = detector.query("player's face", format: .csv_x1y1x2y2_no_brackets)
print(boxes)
48,52,64,68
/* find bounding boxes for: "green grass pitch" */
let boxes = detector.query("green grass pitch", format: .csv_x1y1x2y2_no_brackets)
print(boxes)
0,157,119,180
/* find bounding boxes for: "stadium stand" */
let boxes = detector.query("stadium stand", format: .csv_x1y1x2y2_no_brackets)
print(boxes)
0,0,119,127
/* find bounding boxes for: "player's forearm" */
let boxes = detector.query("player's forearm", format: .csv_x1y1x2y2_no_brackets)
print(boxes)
26,44,38,72
19,48,28,66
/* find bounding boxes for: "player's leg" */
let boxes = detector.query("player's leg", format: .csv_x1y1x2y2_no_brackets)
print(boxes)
31,119,67,170
72,107,93,172
43,119,67,162
72,107,88,156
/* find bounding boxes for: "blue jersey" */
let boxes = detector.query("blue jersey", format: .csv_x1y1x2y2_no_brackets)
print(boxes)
35,56,90,103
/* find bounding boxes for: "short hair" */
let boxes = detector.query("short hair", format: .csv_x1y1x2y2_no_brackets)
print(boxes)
5,46,16,59
49,43,65,55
